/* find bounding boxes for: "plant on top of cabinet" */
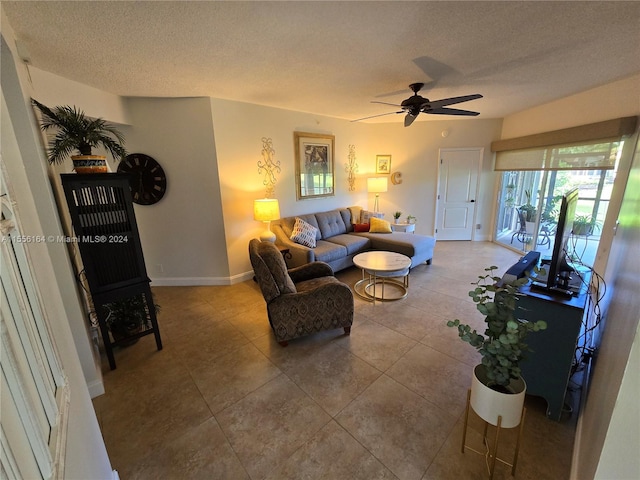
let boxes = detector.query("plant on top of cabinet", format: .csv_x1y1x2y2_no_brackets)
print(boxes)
32,99,126,173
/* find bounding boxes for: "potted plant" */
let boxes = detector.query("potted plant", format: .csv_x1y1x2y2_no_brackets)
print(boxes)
447,266,547,427
572,214,601,236
101,293,160,346
31,99,126,173
520,189,537,222
406,215,416,224
393,211,402,222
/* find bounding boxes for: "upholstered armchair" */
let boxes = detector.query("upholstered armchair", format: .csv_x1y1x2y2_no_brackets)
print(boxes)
249,239,353,346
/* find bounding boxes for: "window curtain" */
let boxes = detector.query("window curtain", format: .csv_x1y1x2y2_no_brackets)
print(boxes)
491,116,637,171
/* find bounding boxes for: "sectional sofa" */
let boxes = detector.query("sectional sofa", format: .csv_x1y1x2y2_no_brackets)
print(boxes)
272,207,436,273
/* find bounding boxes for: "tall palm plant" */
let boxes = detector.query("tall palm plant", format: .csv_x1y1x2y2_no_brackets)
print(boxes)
32,99,126,164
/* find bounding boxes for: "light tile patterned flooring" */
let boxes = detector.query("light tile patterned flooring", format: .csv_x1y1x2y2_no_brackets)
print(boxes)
92,241,578,479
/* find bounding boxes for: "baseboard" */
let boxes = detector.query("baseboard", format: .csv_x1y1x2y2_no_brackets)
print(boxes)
473,233,492,241
87,378,105,399
230,271,255,284
149,272,254,286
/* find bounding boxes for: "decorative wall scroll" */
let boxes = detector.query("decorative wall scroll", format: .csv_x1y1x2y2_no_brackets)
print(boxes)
294,132,335,200
345,144,358,191
257,137,281,197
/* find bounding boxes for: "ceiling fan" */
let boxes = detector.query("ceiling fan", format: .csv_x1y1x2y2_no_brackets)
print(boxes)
353,83,483,127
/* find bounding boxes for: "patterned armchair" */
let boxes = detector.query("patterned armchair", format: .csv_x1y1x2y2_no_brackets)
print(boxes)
249,239,353,346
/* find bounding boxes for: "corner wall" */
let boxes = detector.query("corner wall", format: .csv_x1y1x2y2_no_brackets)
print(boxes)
122,96,229,285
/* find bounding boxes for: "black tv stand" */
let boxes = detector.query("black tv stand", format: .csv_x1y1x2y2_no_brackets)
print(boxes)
518,274,591,420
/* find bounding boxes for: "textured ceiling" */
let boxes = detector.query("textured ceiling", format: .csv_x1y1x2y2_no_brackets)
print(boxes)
3,1,640,124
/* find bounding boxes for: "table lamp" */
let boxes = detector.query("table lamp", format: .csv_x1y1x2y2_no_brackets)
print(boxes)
367,177,388,213
254,198,280,242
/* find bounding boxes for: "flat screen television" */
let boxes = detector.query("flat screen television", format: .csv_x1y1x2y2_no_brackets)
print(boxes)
545,187,579,290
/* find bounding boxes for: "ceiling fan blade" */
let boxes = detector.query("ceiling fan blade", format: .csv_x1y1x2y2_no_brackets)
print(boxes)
428,94,483,109
351,111,403,122
371,100,403,107
404,113,418,127
425,107,480,116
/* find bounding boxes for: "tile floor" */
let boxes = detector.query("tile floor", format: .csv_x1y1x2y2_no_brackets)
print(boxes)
92,241,579,480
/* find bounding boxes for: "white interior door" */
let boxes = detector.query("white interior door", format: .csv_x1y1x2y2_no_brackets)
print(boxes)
436,148,482,240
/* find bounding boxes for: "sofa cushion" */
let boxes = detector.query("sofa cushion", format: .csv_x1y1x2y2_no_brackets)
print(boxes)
257,241,296,294
354,231,436,265
313,240,348,264
281,214,321,240
323,233,370,255
340,209,354,232
316,210,347,239
354,223,370,232
369,217,392,233
290,217,318,248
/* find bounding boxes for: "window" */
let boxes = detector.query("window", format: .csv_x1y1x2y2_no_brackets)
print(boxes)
491,118,635,267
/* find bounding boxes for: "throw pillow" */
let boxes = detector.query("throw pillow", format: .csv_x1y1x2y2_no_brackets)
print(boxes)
354,223,370,232
360,210,384,224
290,217,318,248
369,217,392,233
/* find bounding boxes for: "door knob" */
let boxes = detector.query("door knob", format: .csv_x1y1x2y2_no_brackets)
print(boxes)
470,199,475,203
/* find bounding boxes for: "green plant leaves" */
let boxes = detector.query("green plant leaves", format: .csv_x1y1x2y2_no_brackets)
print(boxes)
445,264,548,387
32,99,127,164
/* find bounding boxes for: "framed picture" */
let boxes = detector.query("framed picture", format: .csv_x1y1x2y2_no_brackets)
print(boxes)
294,132,335,200
376,155,391,174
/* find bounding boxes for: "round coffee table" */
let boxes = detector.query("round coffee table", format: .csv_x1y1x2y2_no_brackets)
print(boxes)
353,251,411,303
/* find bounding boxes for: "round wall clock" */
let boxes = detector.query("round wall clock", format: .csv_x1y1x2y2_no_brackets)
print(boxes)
117,153,167,205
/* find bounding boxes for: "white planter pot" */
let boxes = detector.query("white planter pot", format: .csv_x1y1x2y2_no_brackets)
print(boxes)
525,221,536,235
470,364,526,428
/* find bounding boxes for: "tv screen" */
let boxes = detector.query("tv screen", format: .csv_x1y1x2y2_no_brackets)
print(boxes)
546,187,579,289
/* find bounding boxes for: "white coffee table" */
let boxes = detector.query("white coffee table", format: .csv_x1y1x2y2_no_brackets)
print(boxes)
353,251,411,303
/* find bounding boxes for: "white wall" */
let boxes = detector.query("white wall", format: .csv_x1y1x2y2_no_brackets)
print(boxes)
367,119,502,242
1,10,113,478
122,97,229,285
209,97,503,278
595,322,640,479
29,67,131,126
501,73,640,138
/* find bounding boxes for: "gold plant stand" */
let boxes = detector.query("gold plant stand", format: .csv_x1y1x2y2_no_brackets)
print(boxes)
461,389,527,479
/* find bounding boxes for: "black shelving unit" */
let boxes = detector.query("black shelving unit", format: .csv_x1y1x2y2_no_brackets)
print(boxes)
61,173,162,369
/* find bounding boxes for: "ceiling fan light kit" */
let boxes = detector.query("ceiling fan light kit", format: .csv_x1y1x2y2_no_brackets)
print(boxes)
353,82,483,127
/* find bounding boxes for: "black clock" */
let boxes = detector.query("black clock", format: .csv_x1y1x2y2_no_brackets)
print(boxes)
117,153,167,205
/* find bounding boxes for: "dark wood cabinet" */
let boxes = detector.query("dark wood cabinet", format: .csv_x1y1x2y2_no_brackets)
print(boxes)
61,173,162,369
518,282,589,420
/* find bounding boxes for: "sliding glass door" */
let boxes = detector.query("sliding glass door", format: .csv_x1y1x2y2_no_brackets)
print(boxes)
494,140,623,267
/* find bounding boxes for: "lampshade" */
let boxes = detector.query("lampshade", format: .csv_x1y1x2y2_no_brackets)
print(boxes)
367,177,388,193
254,198,280,242
253,198,280,221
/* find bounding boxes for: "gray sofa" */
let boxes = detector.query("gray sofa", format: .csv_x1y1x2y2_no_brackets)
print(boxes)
272,208,436,272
